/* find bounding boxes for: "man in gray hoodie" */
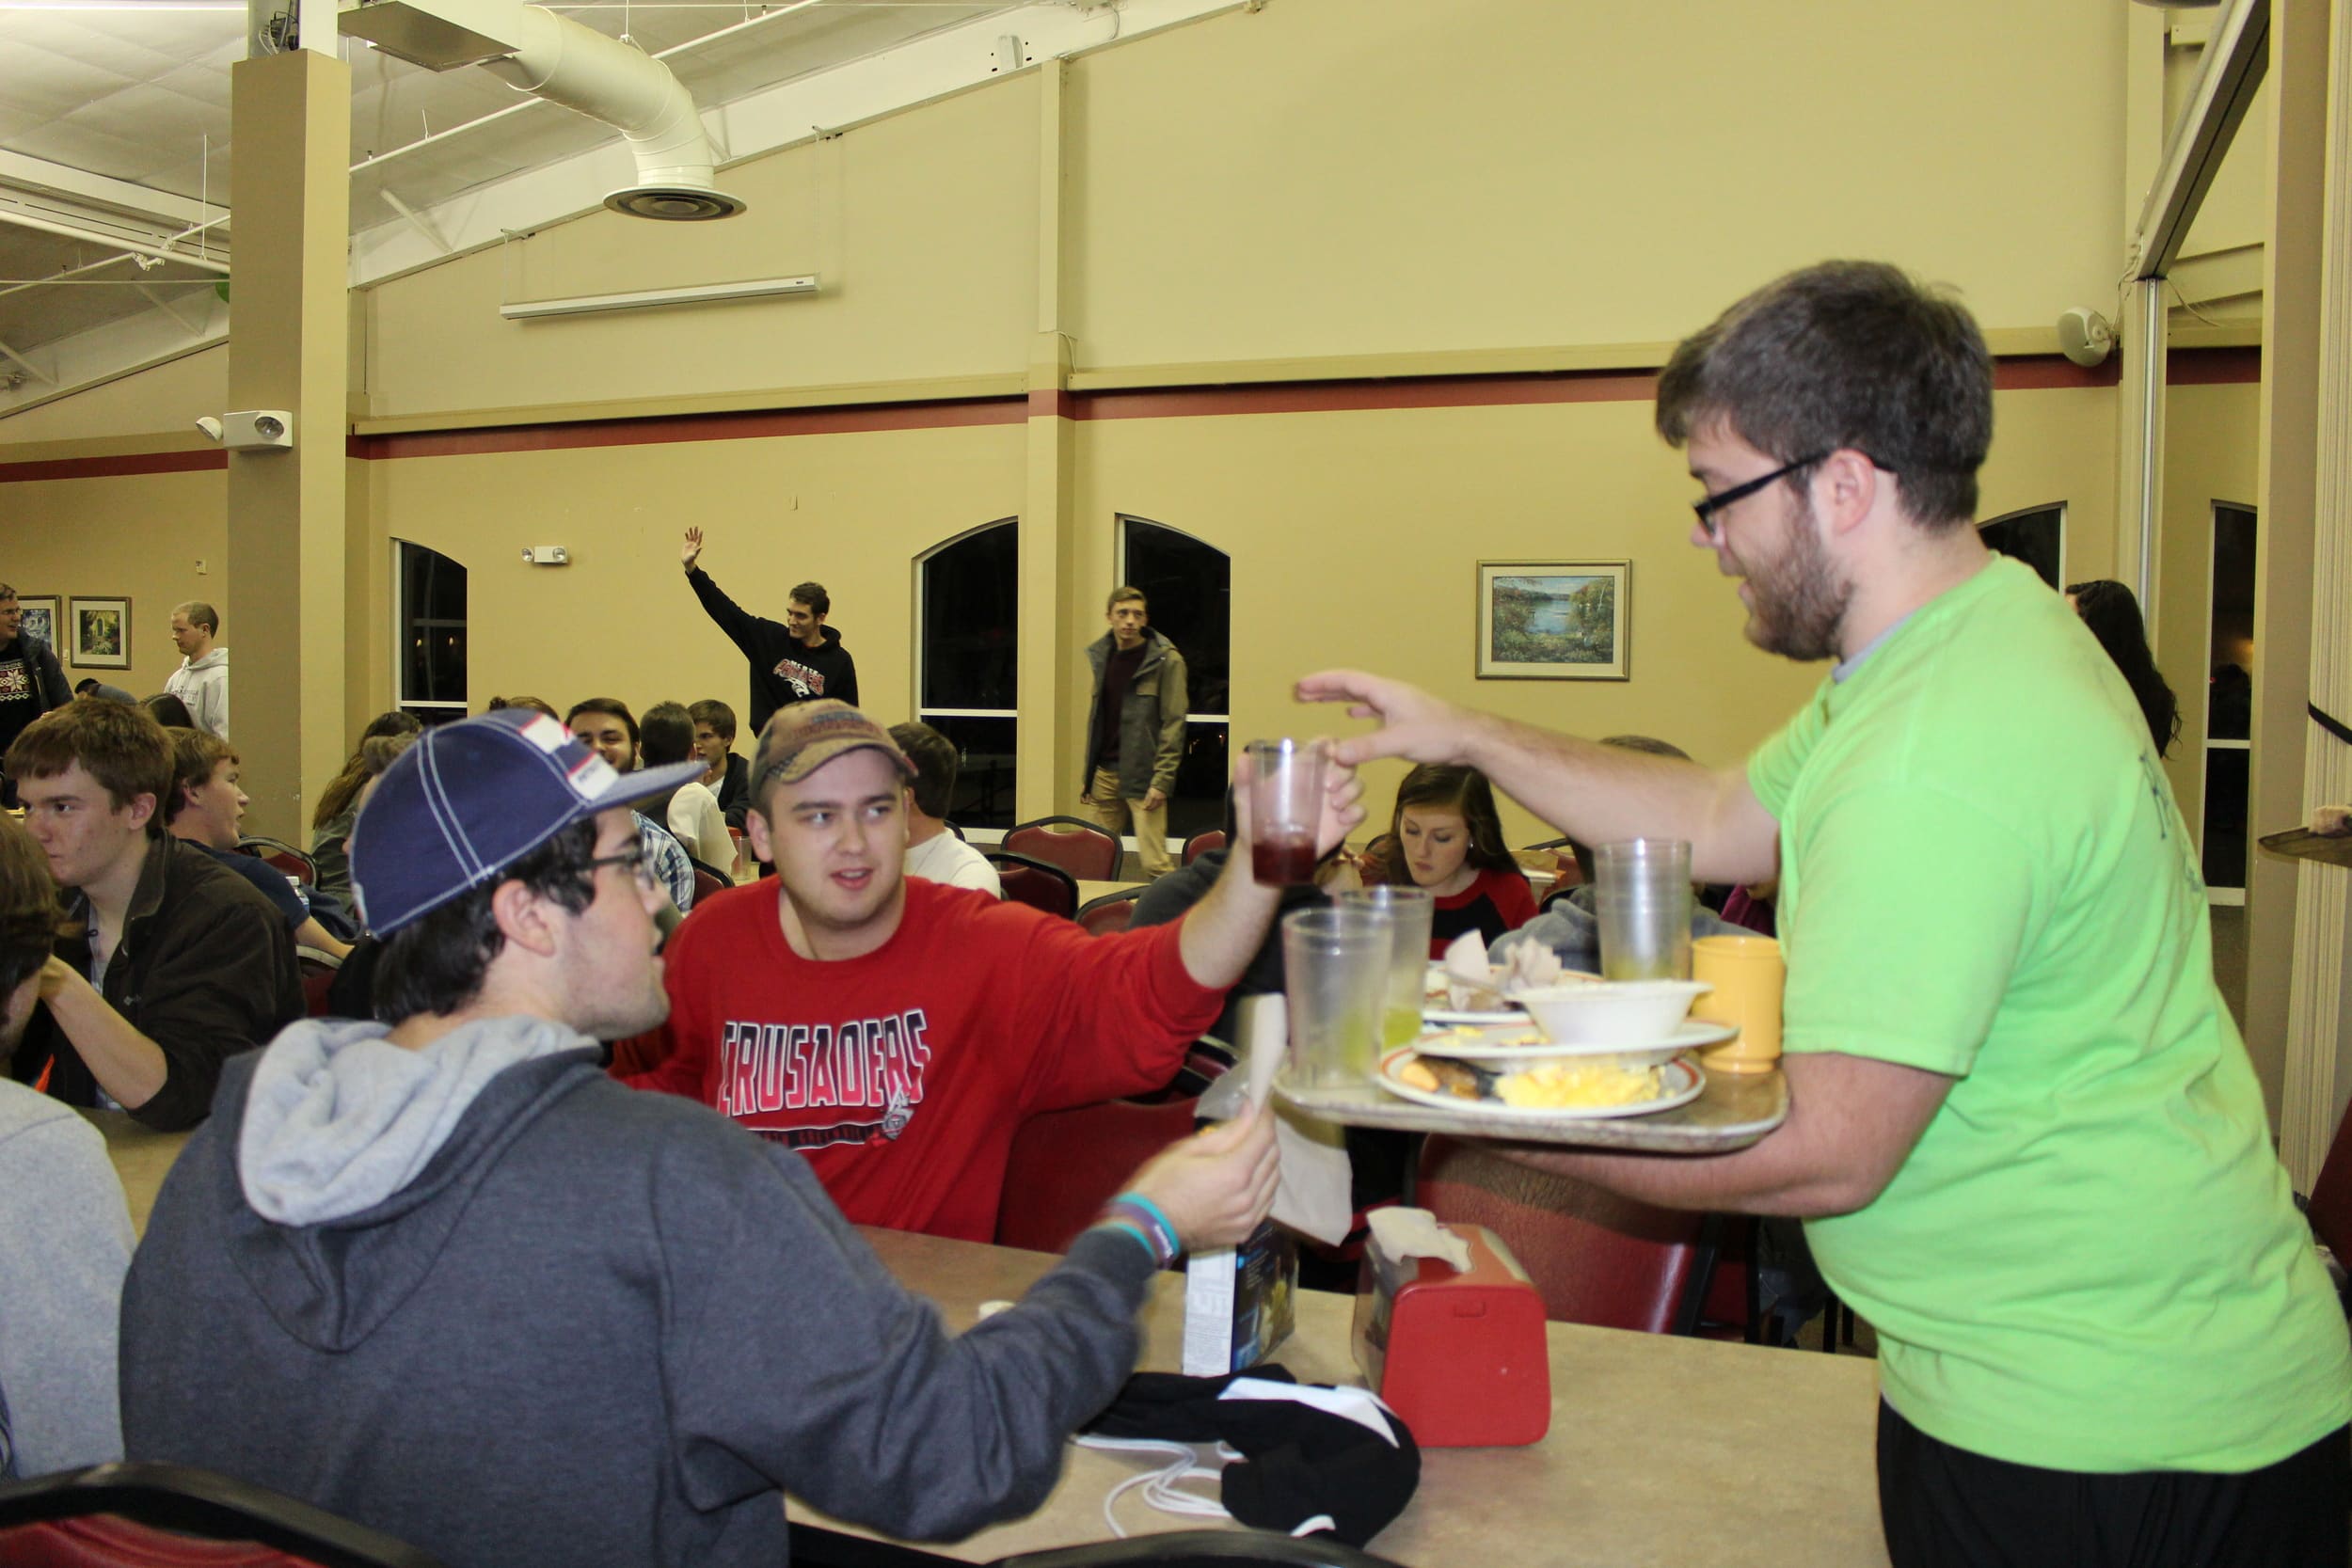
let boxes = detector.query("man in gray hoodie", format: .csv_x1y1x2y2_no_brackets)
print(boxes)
119,706,1279,1568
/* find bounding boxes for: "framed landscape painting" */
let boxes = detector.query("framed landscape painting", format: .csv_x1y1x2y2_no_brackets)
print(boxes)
1477,561,1629,680
69,595,131,670
17,596,56,650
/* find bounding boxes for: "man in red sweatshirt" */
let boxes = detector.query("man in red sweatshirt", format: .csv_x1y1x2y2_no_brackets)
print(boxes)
625,700,1359,1241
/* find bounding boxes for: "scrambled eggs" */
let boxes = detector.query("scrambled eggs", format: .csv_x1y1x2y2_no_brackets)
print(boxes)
1495,1061,1662,1110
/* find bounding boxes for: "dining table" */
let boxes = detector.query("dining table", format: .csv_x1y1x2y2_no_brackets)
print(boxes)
90,1112,1890,1568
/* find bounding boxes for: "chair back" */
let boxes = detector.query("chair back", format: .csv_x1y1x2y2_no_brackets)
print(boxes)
996,1096,1200,1253
1076,887,1144,936
988,1526,1408,1566
294,946,343,1020
239,837,315,888
689,864,729,907
1414,1134,1715,1334
0,1463,448,1568
987,851,1079,922
1181,830,1226,867
1005,816,1121,882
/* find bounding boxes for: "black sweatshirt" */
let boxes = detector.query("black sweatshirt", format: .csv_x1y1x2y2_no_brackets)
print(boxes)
685,565,859,734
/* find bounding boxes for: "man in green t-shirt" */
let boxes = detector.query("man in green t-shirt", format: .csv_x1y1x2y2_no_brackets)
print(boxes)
1300,261,2349,1568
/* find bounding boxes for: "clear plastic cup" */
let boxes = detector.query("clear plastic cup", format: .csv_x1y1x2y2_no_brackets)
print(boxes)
1594,839,1693,980
1247,738,1328,886
1332,886,1437,1047
1280,906,1390,1087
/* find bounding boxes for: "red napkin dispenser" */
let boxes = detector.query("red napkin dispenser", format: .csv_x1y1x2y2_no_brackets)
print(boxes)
1352,1222,1550,1448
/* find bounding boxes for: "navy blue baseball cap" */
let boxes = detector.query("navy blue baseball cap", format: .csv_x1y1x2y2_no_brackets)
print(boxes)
351,707,706,934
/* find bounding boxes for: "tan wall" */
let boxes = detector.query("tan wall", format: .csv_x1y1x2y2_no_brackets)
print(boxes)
1,469,227,702
2156,379,2264,830
0,347,228,445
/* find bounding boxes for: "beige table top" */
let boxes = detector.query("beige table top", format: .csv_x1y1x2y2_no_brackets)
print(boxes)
1075,879,1147,907
87,1109,191,1237
801,1228,1890,1568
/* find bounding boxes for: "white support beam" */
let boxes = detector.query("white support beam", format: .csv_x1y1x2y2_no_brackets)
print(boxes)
135,281,213,337
0,199,232,276
2129,0,2270,278
0,338,55,388
0,150,224,235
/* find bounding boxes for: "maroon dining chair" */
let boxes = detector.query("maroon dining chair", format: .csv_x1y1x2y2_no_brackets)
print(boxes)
0,1462,447,1568
1005,816,1122,883
1075,887,1144,936
995,1096,1201,1253
1413,1133,1720,1334
239,836,315,888
1181,830,1227,867
987,851,1080,922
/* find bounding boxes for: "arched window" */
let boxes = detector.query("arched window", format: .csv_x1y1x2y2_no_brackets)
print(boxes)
395,540,467,725
1978,503,2065,591
916,518,1018,829
1118,515,1230,840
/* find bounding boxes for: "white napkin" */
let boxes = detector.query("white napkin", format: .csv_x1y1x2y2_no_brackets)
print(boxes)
1367,1205,1471,1274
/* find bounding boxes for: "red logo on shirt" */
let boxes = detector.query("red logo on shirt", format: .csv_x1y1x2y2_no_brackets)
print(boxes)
716,1009,930,1148
771,657,827,699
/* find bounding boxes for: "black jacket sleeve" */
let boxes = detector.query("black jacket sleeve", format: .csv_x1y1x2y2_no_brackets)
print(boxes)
30,638,71,712
685,566,784,664
834,650,858,710
119,889,305,1131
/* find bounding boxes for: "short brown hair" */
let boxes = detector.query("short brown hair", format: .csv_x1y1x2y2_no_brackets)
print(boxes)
1106,586,1147,613
888,721,960,819
165,729,236,825
6,699,172,832
689,699,738,743
789,582,830,617
0,814,70,996
1654,260,1991,530
172,600,220,635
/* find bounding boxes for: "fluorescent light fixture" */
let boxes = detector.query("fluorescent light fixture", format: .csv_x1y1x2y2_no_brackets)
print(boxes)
499,275,818,320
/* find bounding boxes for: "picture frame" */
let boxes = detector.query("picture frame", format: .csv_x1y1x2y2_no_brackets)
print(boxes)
68,596,132,670
1477,561,1629,681
16,596,57,652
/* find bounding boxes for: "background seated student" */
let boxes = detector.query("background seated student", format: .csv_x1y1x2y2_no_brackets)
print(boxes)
6,701,302,1131
1365,763,1535,956
642,701,731,873
624,699,1360,1243
890,720,1001,899
166,729,352,960
119,707,1279,1568
690,697,753,831
0,814,133,1481
564,697,696,912
308,711,422,903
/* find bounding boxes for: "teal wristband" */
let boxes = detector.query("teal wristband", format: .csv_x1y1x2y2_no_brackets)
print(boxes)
1097,1218,1160,1268
1115,1191,1177,1246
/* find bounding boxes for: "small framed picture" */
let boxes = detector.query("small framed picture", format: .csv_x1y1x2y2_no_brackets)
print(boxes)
16,596,57,650
68,596,132,670
1477,561,1630,681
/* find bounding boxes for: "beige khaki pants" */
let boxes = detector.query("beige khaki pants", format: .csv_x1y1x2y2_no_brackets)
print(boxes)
1087,766,1173,878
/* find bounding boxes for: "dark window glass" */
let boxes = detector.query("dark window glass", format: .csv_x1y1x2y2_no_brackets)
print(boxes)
398,542,467,706
1120,516,1230,839
925,715,1018,832
1979,505,2063,591
2208,505,2256,741
921,521,1018,711
2201,745,2249,890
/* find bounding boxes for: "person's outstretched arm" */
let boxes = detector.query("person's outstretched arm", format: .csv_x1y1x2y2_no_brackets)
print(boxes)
679,528,776,659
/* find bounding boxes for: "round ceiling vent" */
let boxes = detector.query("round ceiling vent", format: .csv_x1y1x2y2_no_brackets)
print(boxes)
603,185,749,221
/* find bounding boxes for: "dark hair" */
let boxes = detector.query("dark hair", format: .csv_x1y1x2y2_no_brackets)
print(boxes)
889,721,961,819
313,712,425,830
373,819,599,1022
0,814,71,997
689,698,738,743
2066,579,2180,757
165,729,237,826
641,702,695,768
72,679,98,696
141,692,196,729
564,698,639,749
485,695,561,721
1373,765,1517,885
788,582,831,618
6,699,171,832
1568,736,1694,881
1106,585,1147,613
1655,260,1992,531
172,600,220,635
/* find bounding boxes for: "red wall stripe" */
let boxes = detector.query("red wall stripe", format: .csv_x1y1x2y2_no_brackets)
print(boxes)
0,347,2260,482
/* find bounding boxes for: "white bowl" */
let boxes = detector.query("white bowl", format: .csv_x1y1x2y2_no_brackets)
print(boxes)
1516,980,1711,1044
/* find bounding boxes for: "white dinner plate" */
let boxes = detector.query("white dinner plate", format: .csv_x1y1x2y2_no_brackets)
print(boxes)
1377,1049,1706,1120
1408,1017,1735,1065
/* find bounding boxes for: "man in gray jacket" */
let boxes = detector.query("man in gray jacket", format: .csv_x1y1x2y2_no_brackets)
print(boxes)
1081,585,1188,879
120,707,1279,1568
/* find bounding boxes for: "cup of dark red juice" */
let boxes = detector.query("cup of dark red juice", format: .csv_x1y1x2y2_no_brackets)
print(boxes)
1247,737,1327,885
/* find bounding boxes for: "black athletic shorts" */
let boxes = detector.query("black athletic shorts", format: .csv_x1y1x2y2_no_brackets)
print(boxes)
1877,1402,2349,1568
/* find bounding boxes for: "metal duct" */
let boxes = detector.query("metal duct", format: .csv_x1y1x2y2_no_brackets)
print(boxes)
340,0,745,219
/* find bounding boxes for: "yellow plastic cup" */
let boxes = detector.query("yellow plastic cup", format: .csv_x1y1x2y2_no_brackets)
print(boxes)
1691,934,1784,1075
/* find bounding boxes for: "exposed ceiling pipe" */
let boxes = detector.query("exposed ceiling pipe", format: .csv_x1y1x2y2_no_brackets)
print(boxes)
339,0,746,220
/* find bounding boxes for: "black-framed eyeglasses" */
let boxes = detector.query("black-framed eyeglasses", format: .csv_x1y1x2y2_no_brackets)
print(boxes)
585,845,659,892
1691,451,1829,541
